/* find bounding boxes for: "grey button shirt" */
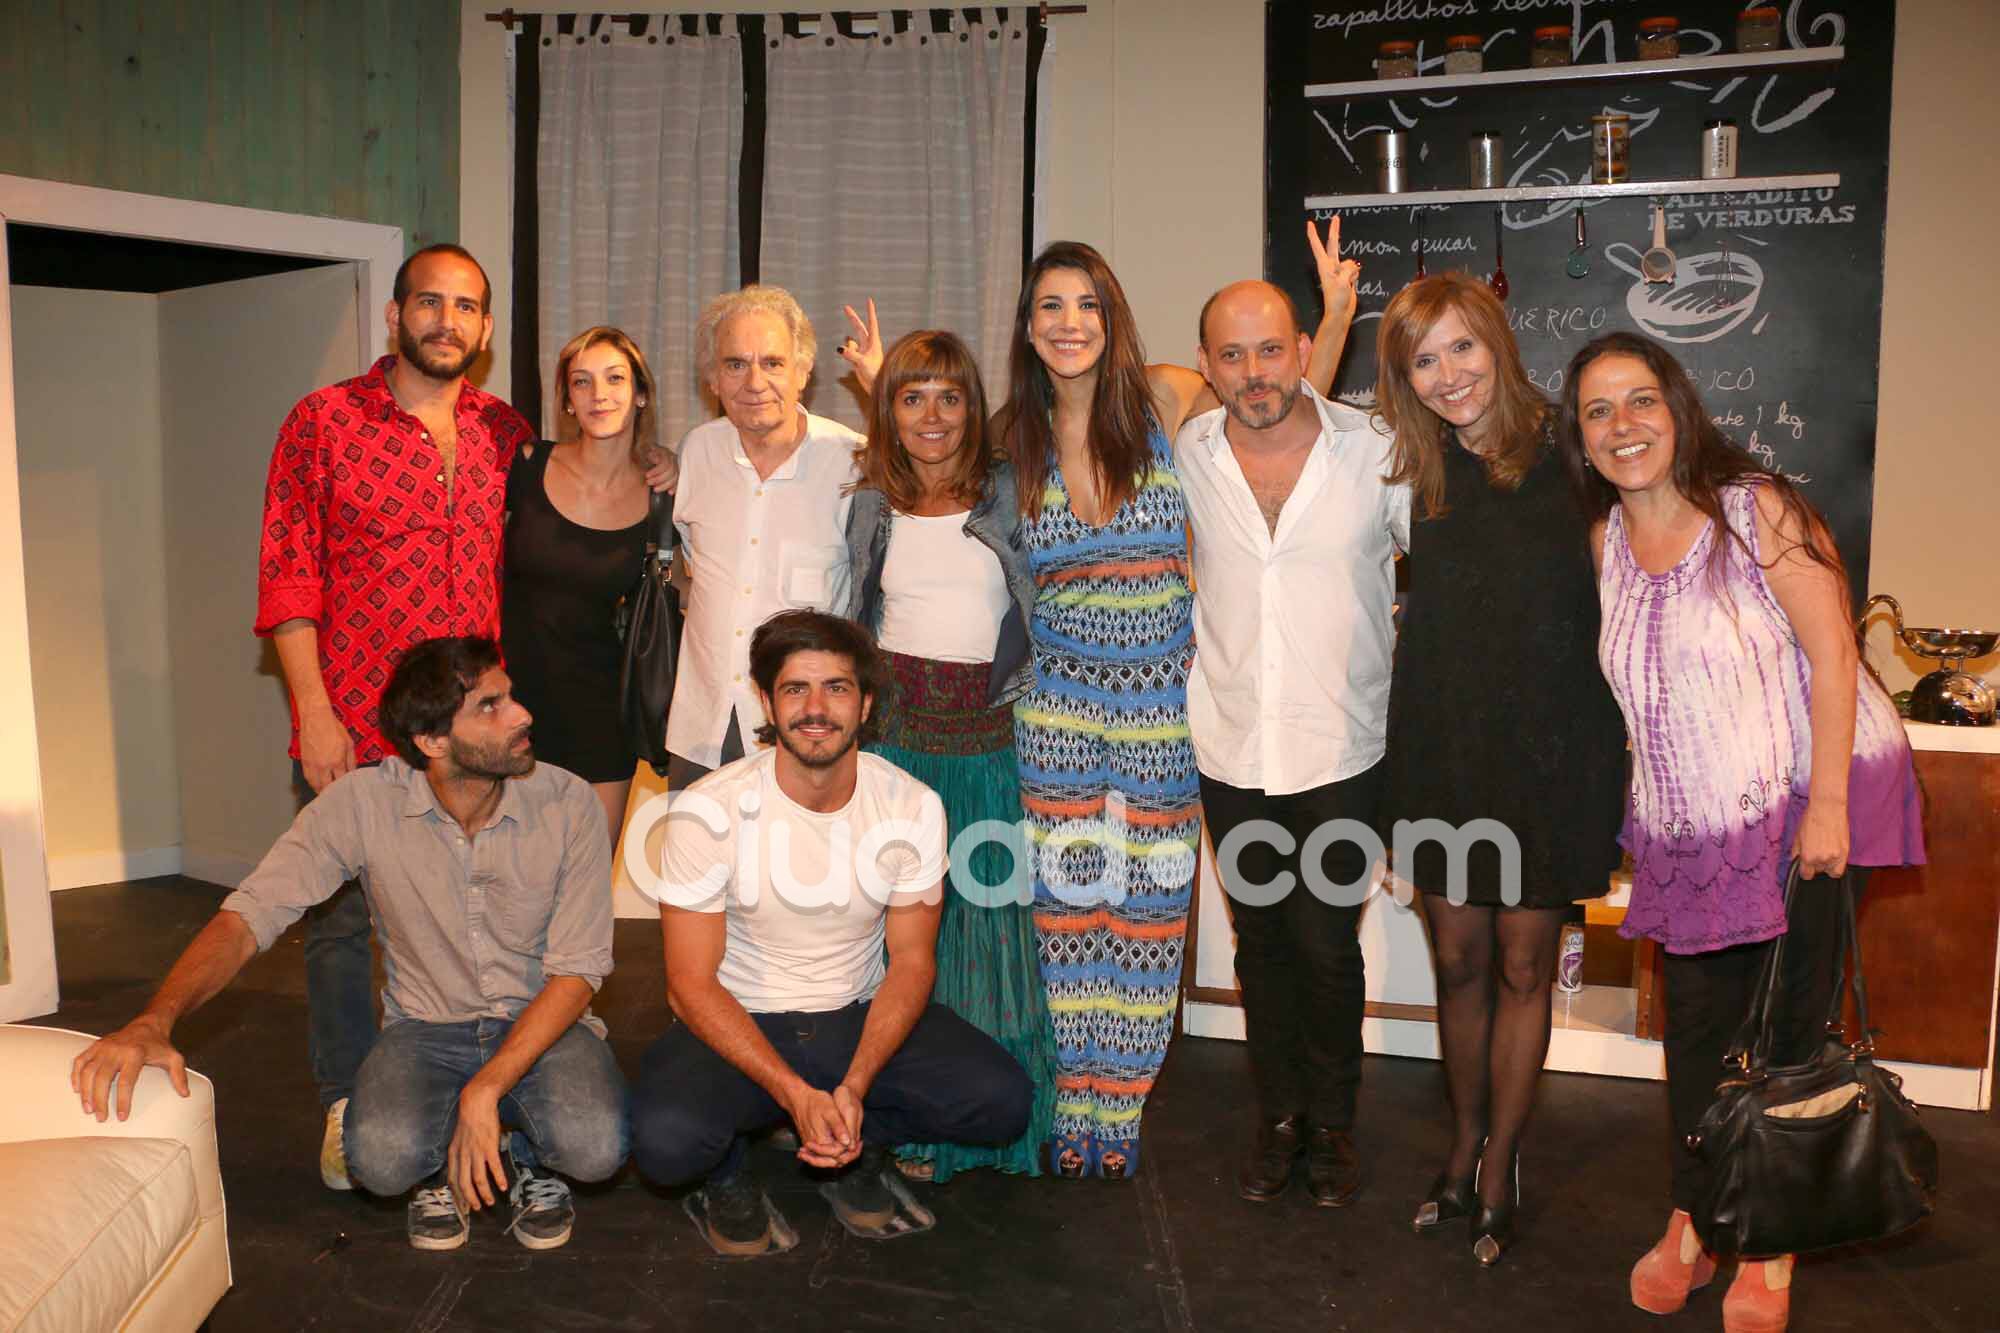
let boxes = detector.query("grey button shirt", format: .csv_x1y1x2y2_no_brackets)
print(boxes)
220,757,615,1035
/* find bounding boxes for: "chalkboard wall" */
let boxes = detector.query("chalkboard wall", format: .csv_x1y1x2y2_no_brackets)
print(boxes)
1266,0,1893,597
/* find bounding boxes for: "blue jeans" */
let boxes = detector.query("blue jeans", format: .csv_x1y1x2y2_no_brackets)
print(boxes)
344,1017,629,1197
630,1000,1032,1187
294,760,376,1109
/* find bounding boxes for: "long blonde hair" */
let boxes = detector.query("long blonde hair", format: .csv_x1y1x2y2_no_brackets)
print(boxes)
1375,273,1545,520
553,326,659,466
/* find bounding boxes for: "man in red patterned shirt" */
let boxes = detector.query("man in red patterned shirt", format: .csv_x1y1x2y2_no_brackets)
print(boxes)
254,243,534,1190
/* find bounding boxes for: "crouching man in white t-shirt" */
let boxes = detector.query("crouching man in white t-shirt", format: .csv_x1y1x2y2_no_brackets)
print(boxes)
631,609,1033,1255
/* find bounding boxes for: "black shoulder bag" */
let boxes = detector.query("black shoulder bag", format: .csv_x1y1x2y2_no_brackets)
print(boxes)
615,490,682,776
1688,867,1939,1257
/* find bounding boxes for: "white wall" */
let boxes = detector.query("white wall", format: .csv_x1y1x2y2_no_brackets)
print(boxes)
158,265,365,887
12,286,182,887
462,0,2000,690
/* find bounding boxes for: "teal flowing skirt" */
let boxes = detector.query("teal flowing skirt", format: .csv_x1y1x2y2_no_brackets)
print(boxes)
870,650,1058,1181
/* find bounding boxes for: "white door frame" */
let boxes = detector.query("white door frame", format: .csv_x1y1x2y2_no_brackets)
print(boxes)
0,174,401,1020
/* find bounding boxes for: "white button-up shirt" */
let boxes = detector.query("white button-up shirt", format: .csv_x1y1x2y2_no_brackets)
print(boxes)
667,407,862,768
1177,382,1410,796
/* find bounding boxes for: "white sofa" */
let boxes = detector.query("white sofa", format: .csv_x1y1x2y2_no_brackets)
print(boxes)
0,1025,230,1332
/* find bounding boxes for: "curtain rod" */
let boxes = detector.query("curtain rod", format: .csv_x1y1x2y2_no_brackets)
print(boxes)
485,4,1085,29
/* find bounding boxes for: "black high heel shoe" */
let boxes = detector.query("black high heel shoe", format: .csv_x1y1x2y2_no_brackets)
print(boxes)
1469,1155,1520,1267
1411,1172,1478,1232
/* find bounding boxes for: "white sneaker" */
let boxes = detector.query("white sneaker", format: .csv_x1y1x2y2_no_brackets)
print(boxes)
320,1098,353,1191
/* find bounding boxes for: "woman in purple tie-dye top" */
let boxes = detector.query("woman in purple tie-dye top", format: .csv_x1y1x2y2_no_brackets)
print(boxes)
1560,333,1922,1333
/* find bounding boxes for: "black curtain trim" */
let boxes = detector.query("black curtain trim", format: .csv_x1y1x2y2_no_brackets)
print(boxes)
740,16,769,285
1022,7,1046,275
511,15,544,434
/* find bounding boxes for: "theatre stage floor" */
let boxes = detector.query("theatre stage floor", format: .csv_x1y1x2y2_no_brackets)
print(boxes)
43,878,2000,1332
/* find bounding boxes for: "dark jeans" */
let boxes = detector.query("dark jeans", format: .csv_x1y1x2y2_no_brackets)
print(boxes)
294,759,377,1109
1200,763,1387,1131
1662,868,1870,1214
664,710,746,790
630,1000,1032,1187
344,1017,628,1196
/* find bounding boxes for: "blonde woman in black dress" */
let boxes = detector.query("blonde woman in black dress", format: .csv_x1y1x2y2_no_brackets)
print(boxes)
1374,274,1626,1265
503,327,659,841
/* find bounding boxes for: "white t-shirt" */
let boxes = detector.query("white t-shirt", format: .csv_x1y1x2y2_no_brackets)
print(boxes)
876,510,1011,664
666,408,863,768
645,749,948,1013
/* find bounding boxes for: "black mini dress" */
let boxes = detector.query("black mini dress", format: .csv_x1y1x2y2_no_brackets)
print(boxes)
1378,422,1628,907
501,443,649,782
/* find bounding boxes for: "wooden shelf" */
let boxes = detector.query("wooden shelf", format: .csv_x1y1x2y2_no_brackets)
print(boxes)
1305,45,1843,100
1304,173,1840,212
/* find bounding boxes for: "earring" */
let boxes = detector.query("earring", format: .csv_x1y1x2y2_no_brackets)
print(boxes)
637,398,647,408
563,404,573,414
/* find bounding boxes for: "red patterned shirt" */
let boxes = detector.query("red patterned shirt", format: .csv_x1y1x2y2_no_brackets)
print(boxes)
255,355,531,762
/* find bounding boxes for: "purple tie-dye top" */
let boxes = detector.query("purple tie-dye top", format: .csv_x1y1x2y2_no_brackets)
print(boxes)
1600,481,1924,955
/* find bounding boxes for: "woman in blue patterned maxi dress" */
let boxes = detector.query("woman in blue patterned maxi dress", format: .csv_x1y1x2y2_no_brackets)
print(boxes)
994,237,1361,1179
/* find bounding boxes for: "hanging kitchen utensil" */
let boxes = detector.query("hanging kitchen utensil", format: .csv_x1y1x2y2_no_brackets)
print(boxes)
1640,202,1676,284
1566,205,1590,278
1415,211,1427,280
1489,207,1509,299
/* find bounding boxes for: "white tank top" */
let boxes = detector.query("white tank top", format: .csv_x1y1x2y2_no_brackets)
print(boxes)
876,510,1010,663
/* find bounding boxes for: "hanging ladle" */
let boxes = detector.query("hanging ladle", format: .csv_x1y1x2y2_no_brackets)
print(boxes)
1640,202,1676,284
1489,207,1509,299
1415,211,1427,280
1566,205,1590,279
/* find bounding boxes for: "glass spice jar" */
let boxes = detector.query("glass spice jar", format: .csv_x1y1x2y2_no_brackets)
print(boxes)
1737,6,1781,53
1531,26,1573,68
1637,17,1681,61
1377,40,1418,79
1444,34,1484,75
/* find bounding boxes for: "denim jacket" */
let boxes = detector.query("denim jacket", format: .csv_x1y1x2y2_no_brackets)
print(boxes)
840,461,1038,706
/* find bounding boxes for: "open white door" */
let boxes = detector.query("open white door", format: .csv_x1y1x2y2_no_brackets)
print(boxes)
0,215,60,1020
158,264,367,886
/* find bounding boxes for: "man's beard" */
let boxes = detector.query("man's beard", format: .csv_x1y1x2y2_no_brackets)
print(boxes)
398,324,480,381
1223,377,1299,431
776,715,858,770
449,728,535,779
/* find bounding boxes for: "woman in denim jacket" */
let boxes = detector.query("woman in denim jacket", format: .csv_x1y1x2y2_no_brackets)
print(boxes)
838,329,1056,1181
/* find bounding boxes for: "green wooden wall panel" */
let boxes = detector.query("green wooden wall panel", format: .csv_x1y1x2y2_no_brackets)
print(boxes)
0,0,460,254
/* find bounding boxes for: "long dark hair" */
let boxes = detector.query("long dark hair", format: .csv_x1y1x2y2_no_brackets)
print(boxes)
994,241,1156,519
1376,272,1546,520
1558,331,1846,594
852,330,994,512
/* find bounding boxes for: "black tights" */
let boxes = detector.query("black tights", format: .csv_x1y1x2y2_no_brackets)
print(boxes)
1420,895,1566,1206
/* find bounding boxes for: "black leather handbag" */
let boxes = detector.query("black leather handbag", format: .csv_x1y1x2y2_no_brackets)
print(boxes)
615,490,682,776
1688,868,1938,1257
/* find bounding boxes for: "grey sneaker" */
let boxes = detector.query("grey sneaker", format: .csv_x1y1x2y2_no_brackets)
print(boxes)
320,1098,352,1191
825,1145,897,1230
505,1159,575,1251
407,1172,469,1251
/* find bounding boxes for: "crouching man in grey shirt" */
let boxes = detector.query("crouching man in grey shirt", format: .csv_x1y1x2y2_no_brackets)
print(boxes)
70,636,625,1253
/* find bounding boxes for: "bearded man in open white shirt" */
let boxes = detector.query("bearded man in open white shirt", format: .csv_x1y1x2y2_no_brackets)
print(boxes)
1175,281,1410,1211
665,286,864,787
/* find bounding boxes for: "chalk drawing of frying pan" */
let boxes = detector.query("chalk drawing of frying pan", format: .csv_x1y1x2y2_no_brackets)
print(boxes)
1605,242,1765,344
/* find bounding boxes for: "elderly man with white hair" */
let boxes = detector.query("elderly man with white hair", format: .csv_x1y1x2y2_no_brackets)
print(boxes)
664,285,865,787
